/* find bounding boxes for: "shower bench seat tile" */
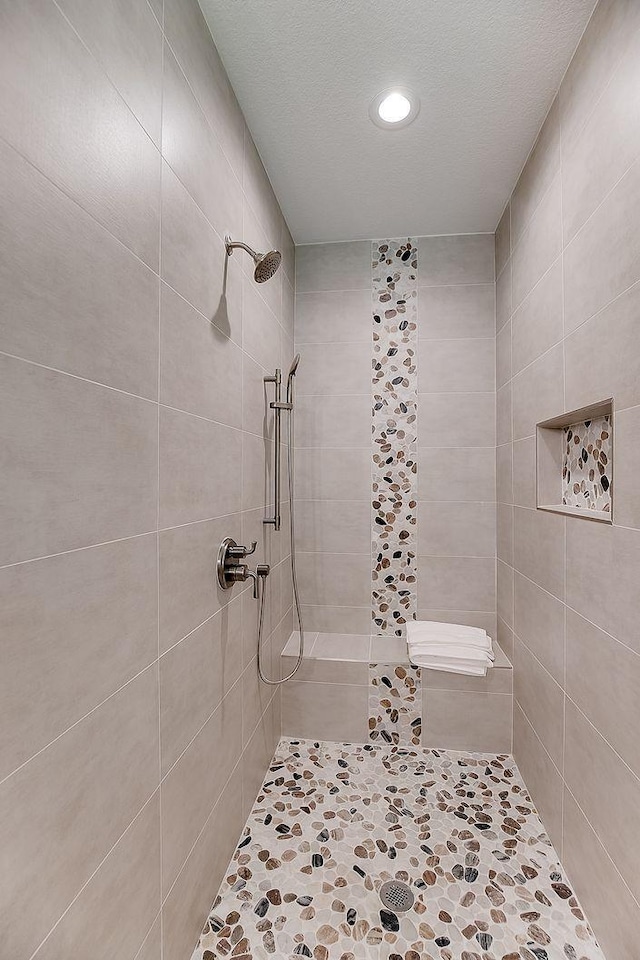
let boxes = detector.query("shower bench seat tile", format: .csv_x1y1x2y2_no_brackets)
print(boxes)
281,630,513,753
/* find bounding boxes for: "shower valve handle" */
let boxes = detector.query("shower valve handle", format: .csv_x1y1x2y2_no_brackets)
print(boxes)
227,540,257,559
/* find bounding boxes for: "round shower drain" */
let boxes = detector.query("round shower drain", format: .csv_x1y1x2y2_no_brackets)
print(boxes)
379,880,414,912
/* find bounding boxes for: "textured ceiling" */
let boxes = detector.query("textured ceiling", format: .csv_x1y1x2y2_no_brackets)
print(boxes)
198,0,596,243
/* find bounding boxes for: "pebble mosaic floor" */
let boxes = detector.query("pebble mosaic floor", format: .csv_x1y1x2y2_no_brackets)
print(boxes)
191,739,605,960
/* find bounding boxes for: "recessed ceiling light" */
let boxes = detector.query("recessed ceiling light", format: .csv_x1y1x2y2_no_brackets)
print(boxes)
370,87,420,129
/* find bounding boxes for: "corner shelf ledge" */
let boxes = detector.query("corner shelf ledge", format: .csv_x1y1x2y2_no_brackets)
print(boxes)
538,503,612,524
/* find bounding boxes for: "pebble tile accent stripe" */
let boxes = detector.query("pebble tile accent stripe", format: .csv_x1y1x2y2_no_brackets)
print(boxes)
368,663,422,747
562,416,611,513
191,738,605,960
372,240,418,637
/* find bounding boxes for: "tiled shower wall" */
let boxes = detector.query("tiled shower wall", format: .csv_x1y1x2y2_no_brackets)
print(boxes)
0,1,293,957
294,235,496,638
496,1,640,955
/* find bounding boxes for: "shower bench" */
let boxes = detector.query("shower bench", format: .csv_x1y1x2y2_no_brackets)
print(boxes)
281,632,513,753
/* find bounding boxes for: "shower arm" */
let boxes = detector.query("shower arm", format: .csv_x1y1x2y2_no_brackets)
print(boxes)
224,238,259,259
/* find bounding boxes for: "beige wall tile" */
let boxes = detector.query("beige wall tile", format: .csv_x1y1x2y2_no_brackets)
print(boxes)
512,437,536,508
163,0,244,176
562,29,640,245
564,699,640,903
160,284,242,428
419,392,496,447
295,500,371,554
0,667,159,960
564,279,640,411
0,0,160,267
495,257,512,331
282,681,368,741
162,48,241,243
417,283,495,339
496,381,512,445
563,788,639,960
297,552,370,608
497,617,514,661
497,502,513,566
0,140,159,399
295,395,371,448
559,0,640,152
295,241,370,292
160,163,241,344
511,174,562,311
563,157,640,333
514,572,564,684
158,515,242,653
159,599,242,774
514,637,564,769
496,443,513,505
0,355,158,566
423,689,512,753
418,234,495,285
418,502,496,558
0,535,157,782
511,258,563,376
495,204,511,277
566,609,640,778
512,342,564,441
497,558,514,628
511,98,561,244
418,447,495,502
615,405,640,529
514,506,565,600
297,342,371,397
56,0,162,145
295,447,371,500
300,604,372,636
513,705,563,853
159,406,241,527
566,520,640,655
418,338,495,393
418,556,495,612
161,766,244,960
295,289,371,343
242,271,281,373
134,919,162,960
33,794,161,960
496,321,511,388
161,686,241,896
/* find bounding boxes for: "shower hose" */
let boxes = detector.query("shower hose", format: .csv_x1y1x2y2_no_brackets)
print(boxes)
256,385,304,684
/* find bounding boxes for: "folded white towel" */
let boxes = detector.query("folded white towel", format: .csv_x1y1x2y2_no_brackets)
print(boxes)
408,654,488,676
407,641,494,662
408,620,488,640
406,620,492,650
406,620,494,676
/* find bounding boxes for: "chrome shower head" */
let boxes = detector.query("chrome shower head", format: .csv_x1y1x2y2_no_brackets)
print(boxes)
288,354,301,379
224,236,282,283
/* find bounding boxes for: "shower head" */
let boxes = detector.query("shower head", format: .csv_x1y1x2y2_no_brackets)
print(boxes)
285,353,300,403
224,235,281,283
288,354,301,379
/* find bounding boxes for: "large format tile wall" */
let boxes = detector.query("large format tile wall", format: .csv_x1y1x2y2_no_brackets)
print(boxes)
0,1,294,957
495,1,640,955
294,235,496,639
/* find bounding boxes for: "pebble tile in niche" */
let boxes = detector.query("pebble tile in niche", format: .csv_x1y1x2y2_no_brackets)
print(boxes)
190,738,605,960
562,416,612,513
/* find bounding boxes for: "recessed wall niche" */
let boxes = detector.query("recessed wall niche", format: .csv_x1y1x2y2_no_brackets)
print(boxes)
536,399,613,523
